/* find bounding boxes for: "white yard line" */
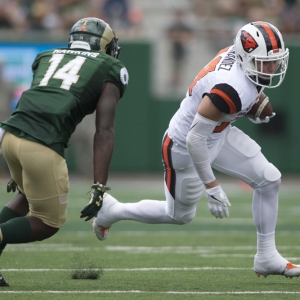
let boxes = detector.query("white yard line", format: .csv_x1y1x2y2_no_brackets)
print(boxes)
3,267,251,272
6,243,300,253
1,290,300,295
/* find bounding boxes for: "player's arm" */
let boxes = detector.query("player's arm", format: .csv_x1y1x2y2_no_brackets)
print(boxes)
187,95,223,189
93,81,120,184
186,95,231,218
80,82,120,221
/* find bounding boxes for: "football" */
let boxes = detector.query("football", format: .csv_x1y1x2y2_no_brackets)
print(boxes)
245,92,273,119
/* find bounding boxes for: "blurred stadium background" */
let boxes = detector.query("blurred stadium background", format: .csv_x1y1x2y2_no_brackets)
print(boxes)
0,0,300,182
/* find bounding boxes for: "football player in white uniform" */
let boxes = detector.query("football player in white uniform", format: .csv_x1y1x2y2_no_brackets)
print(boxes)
93,21,300,277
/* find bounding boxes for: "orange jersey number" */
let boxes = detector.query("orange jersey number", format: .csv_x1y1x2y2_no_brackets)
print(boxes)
188,47,229,96
189,47,231,133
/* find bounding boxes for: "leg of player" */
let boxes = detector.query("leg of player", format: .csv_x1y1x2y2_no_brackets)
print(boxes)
212,126,300,278
0,194,59,287
93,143,203,240
0,192,29,255
253,179,300,278
0,192,29,287
0,209,60,246
0,193,59,248
93,194,180,240
0,134,67,287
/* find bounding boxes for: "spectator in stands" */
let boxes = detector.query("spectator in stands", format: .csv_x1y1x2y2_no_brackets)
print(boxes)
0,6,13,29
279,0,300,34
102,0,130,29
166,10,194,90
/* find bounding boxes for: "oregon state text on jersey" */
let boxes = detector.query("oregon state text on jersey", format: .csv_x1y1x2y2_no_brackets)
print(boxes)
168,45,259,149
0,48,128,157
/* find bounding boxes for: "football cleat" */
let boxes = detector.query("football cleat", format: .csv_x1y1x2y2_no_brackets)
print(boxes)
282,263,300,278
92,220,110,241
92,194,118,241
0,272,9,287
254,254,300,278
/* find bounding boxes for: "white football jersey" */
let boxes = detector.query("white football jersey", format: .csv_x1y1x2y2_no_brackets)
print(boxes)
168,45,262,148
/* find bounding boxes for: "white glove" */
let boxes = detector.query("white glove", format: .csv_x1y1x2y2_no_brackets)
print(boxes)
205,185,231,218
248,112,276,124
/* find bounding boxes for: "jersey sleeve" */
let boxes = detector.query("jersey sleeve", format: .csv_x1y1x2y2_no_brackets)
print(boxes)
207,83,242,114
105,60,129,98
31,54,40,72
31,50,54,73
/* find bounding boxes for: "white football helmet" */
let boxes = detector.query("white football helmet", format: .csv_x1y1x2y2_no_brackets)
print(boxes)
234,21,289,88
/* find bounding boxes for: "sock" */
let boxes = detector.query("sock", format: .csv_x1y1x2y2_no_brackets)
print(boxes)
95,195,179,228
0,216,32,244
256,234,276,256
256,236,288,269
0,207,23,255
0,206,22,223
252,180,280,235
121,200,178,224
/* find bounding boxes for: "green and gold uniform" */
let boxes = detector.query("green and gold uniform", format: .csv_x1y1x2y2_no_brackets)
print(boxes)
0,48,128,157
0,18,127,287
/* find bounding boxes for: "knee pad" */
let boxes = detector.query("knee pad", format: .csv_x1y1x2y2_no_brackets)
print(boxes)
180,210,196,224
255,162,281,189
262,163,281,189
173,203,197,225
263,163,281,182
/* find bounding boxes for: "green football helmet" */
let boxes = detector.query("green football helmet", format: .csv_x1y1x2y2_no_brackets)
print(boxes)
68,17,121,58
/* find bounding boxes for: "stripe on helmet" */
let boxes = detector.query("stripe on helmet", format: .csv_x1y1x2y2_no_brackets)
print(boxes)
252,22,282,53
99,25,115,53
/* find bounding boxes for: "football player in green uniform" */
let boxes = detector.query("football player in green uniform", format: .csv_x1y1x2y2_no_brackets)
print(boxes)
0,17,129,286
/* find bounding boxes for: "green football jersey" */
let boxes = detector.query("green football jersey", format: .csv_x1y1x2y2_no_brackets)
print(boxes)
0,48,129,157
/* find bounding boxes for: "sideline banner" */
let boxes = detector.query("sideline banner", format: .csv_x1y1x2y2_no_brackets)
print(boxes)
0,43,65,111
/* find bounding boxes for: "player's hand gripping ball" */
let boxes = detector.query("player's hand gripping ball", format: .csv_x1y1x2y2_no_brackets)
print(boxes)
245,92,275,123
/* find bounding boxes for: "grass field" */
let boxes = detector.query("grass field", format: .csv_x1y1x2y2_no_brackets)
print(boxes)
0,173,300,299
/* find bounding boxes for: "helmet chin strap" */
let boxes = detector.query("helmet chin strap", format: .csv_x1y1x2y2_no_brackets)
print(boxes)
257,76,271,85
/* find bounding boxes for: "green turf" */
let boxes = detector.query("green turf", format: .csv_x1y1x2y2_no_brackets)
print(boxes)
0,176,300,300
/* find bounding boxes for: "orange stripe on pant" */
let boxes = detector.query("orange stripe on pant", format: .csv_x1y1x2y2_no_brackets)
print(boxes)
162,134,176,199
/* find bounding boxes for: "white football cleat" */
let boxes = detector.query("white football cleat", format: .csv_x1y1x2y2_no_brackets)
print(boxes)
92,193,118,241
254,253,300,278
92,220,110,241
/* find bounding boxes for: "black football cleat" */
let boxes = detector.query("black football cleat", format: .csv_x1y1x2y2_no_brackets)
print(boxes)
0,272,9,287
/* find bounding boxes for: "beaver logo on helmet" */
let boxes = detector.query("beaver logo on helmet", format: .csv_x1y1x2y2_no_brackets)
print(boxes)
240,30,258,53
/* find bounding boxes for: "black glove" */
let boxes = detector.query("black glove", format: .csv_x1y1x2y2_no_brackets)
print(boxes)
7,178,17,193
80,183,111,221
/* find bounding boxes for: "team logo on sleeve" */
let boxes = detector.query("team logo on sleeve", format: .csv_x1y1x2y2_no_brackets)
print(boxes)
120,67,129,85
240,30,258,53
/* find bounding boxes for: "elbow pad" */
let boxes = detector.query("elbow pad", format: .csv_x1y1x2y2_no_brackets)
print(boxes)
186,113,218,184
